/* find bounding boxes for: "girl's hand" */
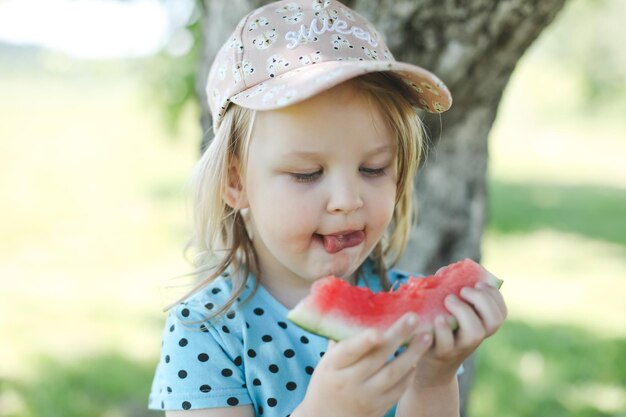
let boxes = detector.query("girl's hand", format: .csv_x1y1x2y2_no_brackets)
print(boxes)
415,282,507,388
296,313,433,417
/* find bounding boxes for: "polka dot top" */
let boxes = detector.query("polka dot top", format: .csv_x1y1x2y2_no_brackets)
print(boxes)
148,264,428,416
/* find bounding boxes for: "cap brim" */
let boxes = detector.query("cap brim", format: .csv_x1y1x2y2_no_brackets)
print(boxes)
230,60,452,114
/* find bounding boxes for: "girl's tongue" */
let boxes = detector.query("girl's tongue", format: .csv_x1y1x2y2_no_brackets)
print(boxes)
321,231,365,254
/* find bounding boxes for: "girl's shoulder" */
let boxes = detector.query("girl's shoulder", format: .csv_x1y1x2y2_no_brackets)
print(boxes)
169,273,250,330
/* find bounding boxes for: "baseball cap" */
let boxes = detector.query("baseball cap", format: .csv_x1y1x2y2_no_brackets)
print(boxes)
206,0,452,132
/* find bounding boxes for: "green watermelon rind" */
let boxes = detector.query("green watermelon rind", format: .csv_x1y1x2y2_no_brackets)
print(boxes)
286,307,366,342
487,271,505,290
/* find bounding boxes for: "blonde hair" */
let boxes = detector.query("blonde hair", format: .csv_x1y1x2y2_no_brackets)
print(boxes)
169,72,426,316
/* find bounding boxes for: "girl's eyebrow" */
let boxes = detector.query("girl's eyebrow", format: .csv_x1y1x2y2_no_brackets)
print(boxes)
282,150,323,160
363,144,396,157
283,144,395,159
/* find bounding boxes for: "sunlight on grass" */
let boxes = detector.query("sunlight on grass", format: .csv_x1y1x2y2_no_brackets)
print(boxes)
470,320,626,417
562,383,626,415
0,67,198,394
483,230,626,338
489,8,626,190
490,122,626,190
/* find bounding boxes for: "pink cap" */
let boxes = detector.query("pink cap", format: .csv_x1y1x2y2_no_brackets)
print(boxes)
206,0,452,132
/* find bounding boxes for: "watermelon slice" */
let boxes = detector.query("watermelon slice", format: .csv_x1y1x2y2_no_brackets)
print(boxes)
287,259,503,341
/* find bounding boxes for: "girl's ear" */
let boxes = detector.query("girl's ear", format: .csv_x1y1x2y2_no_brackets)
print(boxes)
223,157,249,209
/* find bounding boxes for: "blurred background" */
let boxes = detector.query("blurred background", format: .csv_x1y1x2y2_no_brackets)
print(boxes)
0,0,624,416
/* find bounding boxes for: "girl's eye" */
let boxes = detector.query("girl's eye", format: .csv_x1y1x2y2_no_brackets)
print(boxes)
360,167,386,177
289,170,322,183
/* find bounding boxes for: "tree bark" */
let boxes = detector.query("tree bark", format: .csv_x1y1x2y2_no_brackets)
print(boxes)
196,1,566,415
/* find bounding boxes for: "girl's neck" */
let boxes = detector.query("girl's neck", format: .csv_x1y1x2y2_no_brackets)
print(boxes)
254,265,358,310
259,273,311,310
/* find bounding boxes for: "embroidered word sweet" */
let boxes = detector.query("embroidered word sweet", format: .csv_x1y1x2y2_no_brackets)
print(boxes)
285,16,378,49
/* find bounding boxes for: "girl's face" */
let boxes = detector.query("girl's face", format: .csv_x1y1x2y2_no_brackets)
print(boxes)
230,83,398,296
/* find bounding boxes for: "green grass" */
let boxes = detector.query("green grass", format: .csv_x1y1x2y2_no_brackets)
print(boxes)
472,320,626,417
5,354,159,417
488,181,626,247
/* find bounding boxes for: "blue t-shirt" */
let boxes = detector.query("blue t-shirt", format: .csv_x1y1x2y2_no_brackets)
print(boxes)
148,264,455,416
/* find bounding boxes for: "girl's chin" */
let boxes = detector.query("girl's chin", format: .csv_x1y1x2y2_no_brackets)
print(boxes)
314,256,363,280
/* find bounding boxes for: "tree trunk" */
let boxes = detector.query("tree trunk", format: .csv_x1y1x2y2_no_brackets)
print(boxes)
196,1,566,415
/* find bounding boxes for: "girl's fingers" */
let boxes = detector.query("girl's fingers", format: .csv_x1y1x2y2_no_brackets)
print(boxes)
338,313,421,377
433,314,455,356
365,331,432,393
459,285,506,336
444,294,485,348
480,283,508,320
327,328,386,369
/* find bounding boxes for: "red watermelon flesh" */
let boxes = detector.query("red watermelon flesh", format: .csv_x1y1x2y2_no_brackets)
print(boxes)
287,258,503,341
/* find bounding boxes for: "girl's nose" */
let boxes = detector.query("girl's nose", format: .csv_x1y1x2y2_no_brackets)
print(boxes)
326,175,364,214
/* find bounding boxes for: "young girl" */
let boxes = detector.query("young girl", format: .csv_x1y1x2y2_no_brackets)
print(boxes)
149,1,507,416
